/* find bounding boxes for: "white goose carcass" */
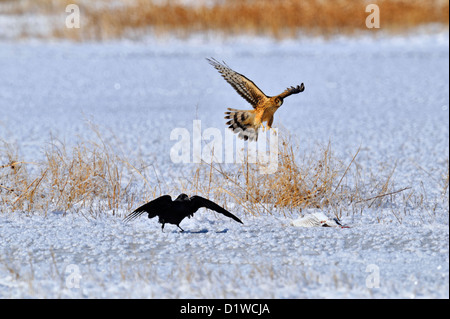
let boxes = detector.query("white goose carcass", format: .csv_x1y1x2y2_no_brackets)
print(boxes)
291,211,349,228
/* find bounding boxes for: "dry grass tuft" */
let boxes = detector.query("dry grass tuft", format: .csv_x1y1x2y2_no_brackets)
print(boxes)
182,132,406,218
0,125,157,216
42,137,130,214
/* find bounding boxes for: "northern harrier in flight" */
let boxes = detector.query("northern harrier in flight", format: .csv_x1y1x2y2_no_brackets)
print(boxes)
124,194,243,232
207,58,305,141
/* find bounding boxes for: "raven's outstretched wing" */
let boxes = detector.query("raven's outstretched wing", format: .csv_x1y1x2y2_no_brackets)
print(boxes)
124,195,172,223
207,58,267,108
189,195,243,224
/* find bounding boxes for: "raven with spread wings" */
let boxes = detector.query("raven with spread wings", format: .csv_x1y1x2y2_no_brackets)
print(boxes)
207,58,305,141
124,194,243,232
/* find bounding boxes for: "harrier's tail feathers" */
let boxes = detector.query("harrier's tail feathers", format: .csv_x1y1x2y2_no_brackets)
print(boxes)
224,108,258,141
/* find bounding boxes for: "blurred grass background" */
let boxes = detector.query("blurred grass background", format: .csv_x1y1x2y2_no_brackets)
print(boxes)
0,0,448,41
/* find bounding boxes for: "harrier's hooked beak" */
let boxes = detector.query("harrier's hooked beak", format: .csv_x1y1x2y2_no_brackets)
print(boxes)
278,98,283,106
275,97,283,107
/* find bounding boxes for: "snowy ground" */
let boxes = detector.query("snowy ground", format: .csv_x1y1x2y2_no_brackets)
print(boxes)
0,30,449,298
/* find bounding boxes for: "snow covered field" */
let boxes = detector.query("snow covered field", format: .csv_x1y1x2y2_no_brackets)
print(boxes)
0,30,449,298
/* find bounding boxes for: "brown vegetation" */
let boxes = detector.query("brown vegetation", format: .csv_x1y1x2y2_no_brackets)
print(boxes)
2,0,448,41
1,125,413,218
182,132,410,218
0,125,150,216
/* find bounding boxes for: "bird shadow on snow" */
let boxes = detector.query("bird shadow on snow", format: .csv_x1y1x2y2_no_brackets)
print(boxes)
170,228,230,234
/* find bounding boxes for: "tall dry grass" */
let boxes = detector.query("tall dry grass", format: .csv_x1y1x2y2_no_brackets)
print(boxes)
3,0,449,41
179,133,408,218
1,126,411,219
0,125,158,216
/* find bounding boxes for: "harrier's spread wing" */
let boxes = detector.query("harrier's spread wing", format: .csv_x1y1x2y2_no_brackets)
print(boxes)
277,83,305,99
207,58,267,108
189,195,243,224
124,195,172,223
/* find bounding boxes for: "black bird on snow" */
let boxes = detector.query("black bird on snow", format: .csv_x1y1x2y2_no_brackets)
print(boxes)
124,194,243,232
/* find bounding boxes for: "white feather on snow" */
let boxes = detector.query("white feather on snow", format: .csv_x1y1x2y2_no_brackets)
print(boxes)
291,211,349,228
